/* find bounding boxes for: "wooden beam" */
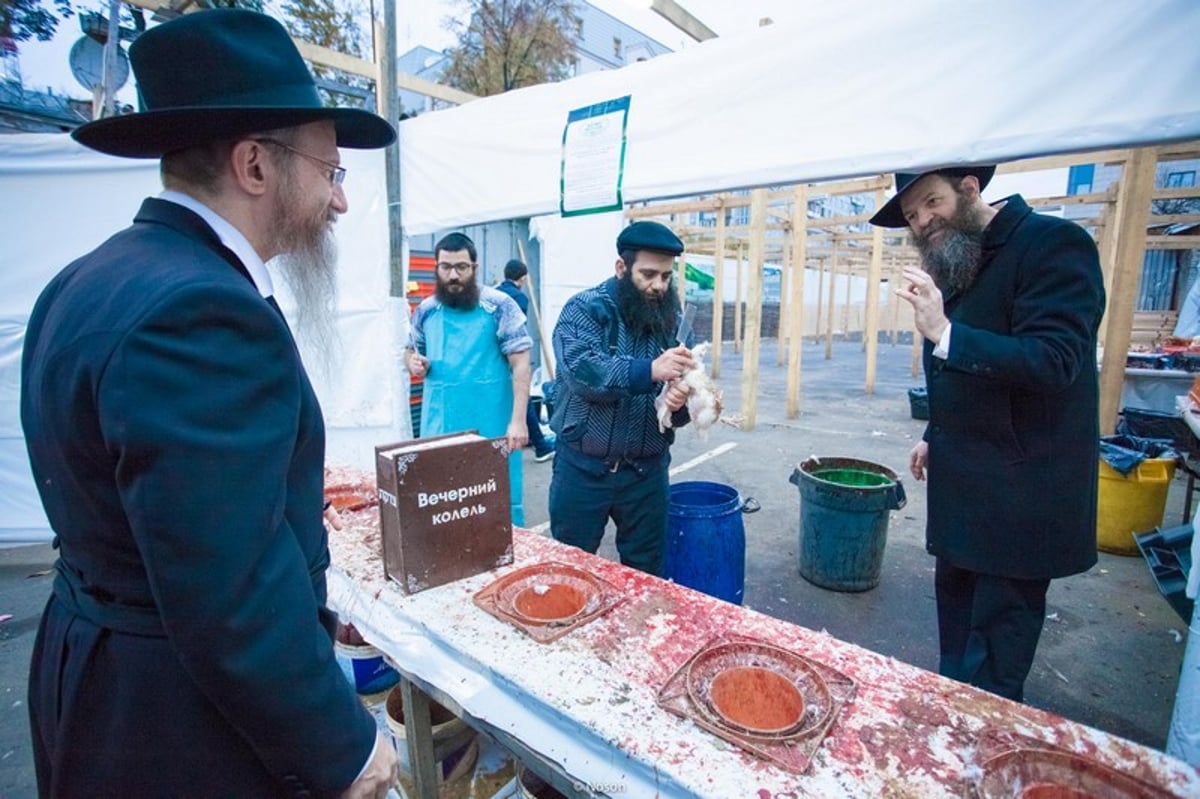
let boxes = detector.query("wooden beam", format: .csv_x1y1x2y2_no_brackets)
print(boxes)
825,239,838,360
739,189,768,431
120,0,477,104
1145,236,1200,249
777,230,790,367
711,209,725,379
786,185,808,418
1099,148,1159,435
863,188,886,394
734,244,744,353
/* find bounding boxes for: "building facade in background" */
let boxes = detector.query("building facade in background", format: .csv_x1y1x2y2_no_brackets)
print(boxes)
398,0,672,115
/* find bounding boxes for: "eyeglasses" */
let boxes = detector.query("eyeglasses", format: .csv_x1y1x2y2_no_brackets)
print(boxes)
252,137,346,186
436,262,476,274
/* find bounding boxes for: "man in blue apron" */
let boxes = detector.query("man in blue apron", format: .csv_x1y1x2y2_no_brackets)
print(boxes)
405,233,533,524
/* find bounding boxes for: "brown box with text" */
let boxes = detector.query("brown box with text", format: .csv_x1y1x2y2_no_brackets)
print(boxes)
375,432,513,594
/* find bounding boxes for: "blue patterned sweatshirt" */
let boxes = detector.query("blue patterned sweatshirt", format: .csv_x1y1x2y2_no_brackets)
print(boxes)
549,277,690,462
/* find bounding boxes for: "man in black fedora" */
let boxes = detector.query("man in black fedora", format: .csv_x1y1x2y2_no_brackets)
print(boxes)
21,10,398,797
871,166,1106,702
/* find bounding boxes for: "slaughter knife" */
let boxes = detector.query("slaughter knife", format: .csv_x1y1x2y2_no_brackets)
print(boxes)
675,303,697,347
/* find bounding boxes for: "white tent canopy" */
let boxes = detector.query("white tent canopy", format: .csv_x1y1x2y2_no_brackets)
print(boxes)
3,0,1199,544
400,0,1200,233
0,137,403,543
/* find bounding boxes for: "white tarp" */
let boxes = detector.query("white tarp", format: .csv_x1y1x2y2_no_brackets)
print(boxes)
0,134,402,543
400,0,1200,234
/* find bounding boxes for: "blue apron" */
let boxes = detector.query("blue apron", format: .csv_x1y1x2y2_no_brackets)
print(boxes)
419,305,524,525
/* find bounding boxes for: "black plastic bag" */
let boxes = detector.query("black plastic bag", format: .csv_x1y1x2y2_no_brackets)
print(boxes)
1099,434,1179,476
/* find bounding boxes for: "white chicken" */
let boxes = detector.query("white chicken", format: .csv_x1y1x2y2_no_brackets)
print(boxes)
655,342,724,438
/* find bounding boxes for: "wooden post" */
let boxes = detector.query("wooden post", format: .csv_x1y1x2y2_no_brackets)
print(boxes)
777,229,790,367
842,251,853,339
739,189,768,431
734,243,744,353
1099,148,1158,435
813,254,825,344
1094,181,1122,347
711,203,725,379
889,256,902,345
786,185,808,418
676,244,687,305
825,239,839,360
400,679,439,798
864,188,886,393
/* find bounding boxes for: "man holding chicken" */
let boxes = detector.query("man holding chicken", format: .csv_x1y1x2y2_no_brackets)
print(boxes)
547,221,696,576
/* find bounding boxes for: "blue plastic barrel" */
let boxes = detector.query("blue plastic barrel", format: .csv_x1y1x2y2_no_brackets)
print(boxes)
789,457,906,592
664,481,756,605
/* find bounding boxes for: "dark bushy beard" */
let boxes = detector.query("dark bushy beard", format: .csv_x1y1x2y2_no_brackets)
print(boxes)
268,169,340,379
435,271,480,310
913,193,989,295
617,269,681,338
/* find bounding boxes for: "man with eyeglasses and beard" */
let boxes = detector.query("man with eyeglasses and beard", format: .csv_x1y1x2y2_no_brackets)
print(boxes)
20,10,399,798
871,165,1106,703
404,232,533,524
546,221,696,576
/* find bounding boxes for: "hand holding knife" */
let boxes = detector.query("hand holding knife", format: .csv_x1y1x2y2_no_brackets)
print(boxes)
651,304,696,383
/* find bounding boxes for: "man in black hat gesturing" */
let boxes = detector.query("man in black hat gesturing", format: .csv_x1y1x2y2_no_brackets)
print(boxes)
546,221,695,575
21,10,398,797
871,166,1105,702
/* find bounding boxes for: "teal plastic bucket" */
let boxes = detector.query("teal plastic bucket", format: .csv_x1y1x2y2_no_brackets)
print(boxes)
789,457,906,592
665,481,759,605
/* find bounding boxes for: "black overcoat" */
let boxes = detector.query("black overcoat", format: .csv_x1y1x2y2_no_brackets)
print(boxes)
20,198,376,797
922,195,1106,580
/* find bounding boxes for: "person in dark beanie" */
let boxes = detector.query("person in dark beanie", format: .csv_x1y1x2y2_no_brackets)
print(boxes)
21,10,397,797
872,165,1105,702
496,258,556,461
547,221,695,576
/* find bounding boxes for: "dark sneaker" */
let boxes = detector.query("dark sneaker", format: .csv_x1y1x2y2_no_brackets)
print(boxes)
534,446,555,463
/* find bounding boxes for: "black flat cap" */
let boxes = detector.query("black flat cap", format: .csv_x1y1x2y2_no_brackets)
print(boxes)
869,165,996,228
616,221,684,256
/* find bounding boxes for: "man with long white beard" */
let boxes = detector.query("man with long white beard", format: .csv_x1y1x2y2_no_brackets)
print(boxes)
20,10,398,798
404,232,533,524
871,165,1106,702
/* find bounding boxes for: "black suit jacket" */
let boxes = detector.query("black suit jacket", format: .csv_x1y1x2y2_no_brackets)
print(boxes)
21,198,375,796
921,195,1105,580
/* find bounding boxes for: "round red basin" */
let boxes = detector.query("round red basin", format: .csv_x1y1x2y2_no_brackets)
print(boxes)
512,582,588,622
708,665,804,734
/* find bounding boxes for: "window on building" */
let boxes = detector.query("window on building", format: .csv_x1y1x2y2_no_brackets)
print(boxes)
1166,171,1197,188
613,37,622,58
1067,164,1095,195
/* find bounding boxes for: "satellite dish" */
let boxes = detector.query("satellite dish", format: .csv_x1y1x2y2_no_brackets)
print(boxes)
69,36,129,92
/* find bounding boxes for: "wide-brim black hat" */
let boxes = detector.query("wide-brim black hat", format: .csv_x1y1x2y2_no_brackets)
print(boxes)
72,9,395,157
868,165,996,229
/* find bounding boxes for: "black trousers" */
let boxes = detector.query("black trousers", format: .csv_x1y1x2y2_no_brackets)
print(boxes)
548,448,669,576
934,557,1050,702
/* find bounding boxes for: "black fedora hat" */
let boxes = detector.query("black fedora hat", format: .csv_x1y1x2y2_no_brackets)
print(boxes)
868,165,996,229
72,9,395,157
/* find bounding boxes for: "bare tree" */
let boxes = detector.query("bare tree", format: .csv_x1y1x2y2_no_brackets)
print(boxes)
441,0,579,97
280,0,375,109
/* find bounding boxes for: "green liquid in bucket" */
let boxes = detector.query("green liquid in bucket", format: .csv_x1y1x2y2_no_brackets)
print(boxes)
812,469,893,487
